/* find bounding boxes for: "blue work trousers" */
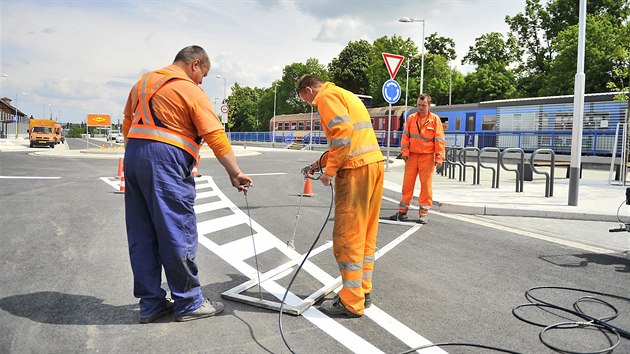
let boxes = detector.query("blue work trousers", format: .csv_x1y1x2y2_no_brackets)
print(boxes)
124,139,204,318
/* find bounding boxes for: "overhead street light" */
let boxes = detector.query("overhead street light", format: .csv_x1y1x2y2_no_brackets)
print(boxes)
398,17,425,95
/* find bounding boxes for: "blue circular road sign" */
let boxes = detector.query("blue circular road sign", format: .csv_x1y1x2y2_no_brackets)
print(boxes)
382,79,401,104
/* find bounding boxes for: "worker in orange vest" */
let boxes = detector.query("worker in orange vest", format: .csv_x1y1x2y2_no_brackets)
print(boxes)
389,93,445,224
122,46,252,323
297,75,384,318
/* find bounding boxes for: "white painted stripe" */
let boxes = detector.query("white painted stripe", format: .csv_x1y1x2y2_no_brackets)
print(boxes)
365,306,448,354
100,177,121,191
221,233,276,260
197,214,243,235
194,200,229,214
247,172,287,176
196,190,218,200
195,182,212,190
0,176,61,179
435,211,615,254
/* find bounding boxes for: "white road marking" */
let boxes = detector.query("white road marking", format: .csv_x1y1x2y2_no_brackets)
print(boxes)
0,176,61,179
434,211,615,254
194,176,445,354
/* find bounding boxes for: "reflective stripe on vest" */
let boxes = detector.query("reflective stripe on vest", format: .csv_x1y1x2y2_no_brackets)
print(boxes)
128,70,201,160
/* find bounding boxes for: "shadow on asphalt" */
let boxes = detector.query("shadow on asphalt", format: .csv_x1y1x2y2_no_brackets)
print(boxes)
539,252,630,273
0,291,138,325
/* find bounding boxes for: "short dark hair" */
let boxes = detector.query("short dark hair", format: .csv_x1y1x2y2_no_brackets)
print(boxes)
418,93,431,104
296,75,324,94
174,45,210,68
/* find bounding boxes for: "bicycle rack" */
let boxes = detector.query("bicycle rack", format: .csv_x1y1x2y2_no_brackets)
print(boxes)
530,148,556,197
479,147,501,188
446,147,463,180
458,147,480,185
499,148,524,192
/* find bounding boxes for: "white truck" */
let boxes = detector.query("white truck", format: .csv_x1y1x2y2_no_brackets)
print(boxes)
107,129,121,141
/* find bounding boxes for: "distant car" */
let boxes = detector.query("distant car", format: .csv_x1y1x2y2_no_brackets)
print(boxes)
107,129,121,141
115,133,124,144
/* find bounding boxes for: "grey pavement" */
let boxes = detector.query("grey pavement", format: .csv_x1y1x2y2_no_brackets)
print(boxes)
2,136,628,223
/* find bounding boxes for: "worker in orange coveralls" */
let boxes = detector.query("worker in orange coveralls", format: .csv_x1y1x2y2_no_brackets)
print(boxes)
297,75,384,318
389,93,445,224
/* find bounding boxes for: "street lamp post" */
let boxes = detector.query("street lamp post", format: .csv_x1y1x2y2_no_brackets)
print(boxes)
399,17,425,94
272,84,277,146
216,75,227,130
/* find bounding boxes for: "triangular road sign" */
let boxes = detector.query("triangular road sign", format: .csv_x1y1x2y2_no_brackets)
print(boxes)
382,53,405,79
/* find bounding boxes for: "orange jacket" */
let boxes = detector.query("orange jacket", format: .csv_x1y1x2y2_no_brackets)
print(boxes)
123,65,225,160
313,83,384,176
400,111,445,163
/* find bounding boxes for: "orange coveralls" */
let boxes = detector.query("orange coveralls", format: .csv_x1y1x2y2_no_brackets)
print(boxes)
313,82,385,316
397,111,445,216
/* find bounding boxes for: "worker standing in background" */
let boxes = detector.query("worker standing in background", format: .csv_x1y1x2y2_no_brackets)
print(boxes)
297,75,384,318
122,45,252,323
390,93,445,224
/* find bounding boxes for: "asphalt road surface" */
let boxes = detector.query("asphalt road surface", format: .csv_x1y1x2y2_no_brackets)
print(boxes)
1,148,628,354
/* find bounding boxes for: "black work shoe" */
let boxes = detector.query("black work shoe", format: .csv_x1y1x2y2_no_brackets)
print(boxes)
364,293,372,308
320,298,361,318
176,299,225,322
418,214,428,224
389,212,408,221
139,298,175,324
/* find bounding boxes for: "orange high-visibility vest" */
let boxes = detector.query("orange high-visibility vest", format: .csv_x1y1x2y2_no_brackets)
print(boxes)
400,111,445,162
313,83,384,176
127,69,202,161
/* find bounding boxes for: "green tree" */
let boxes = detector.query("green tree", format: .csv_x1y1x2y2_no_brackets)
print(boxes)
462,62,518,103
462,32,521,67
424,33,457,62
228,83,264,132
328,40,372,94
277,58,329,115
542,14,628,95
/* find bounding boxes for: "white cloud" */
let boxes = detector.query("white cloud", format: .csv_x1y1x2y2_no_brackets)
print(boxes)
0,0,528,123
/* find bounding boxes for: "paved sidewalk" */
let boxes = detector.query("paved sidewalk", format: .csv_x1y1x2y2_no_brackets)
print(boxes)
382,157,629,222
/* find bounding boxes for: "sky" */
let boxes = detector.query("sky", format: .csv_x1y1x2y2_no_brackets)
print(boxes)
0,0,529,124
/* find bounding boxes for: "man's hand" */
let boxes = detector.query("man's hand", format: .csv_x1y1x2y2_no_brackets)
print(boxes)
402,155,409,162
319,173,333,186
231,172,253,195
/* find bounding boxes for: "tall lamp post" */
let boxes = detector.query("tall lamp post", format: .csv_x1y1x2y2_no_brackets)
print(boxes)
216,75,227,130
272,84,277,146
398,17,425,95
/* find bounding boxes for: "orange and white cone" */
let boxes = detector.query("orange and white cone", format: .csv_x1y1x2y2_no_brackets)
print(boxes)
118,172,126,193
116,158,124,179
192,155,201,177
301,178,314,197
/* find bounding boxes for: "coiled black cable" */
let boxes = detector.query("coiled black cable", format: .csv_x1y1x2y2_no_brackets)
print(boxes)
512,286,630,354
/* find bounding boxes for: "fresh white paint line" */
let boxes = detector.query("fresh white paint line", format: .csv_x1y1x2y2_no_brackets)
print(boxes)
0,176,61,179
194,176,442,354
100,177,121,190
247,172,287,176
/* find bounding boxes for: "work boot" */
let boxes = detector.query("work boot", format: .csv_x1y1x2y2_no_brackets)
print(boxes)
364,293,372,308
139,297,174,324
418,214,428,224
176,299,225,322
389,212,408,221
320,298,361,318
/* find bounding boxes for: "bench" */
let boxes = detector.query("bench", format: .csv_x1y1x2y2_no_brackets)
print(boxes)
519,161,582,181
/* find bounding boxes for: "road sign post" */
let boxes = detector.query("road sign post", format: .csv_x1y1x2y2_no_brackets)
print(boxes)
382,79,402,172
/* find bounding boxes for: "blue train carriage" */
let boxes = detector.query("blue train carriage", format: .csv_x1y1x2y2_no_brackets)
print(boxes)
430,92,628,156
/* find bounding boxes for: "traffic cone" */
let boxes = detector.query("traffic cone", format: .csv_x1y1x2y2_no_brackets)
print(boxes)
118,172,125,193
116,158,124,179
301,178,314,197
192,156,201,177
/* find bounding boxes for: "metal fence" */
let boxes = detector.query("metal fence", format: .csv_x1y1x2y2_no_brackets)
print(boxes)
228,129,620,156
